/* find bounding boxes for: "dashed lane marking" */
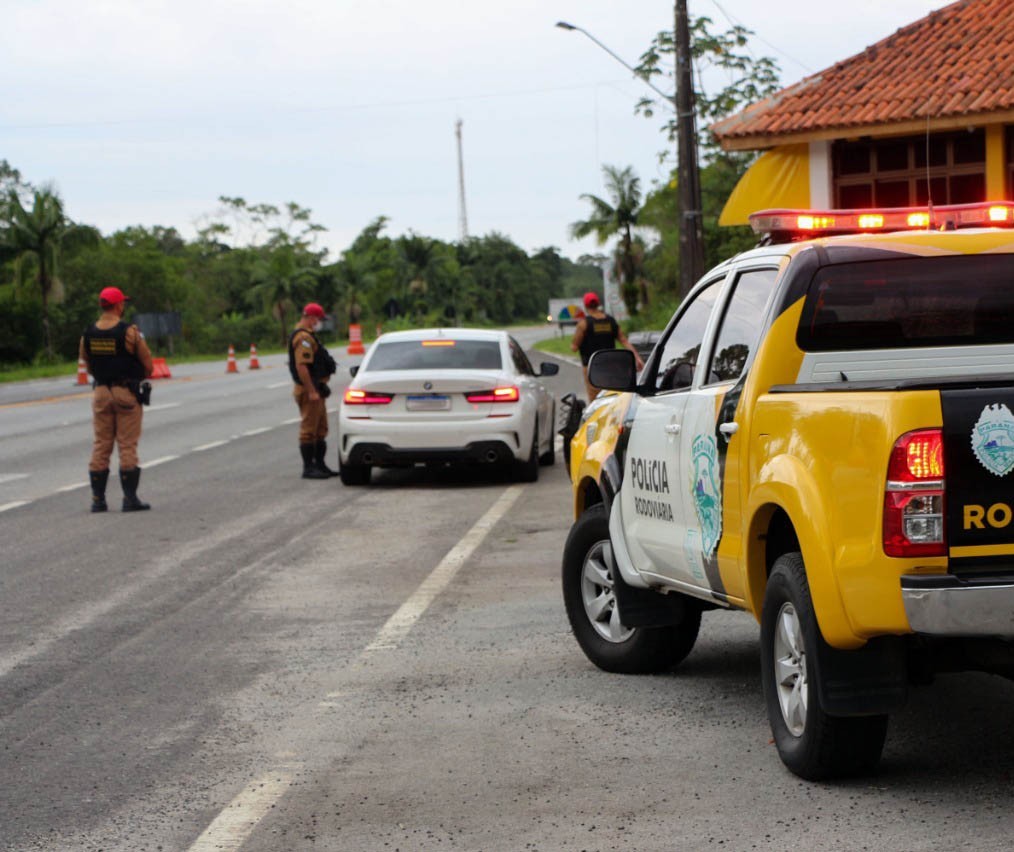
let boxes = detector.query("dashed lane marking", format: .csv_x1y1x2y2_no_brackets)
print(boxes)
193,440,229,452
266,381,289,389
147,402,181,412
192,484,524,850
144,455,180,468
0,500,30,513
281,417,300,425
241,426,273,437
364,484,524,652
55,482,88,493
188,769,298,852
0,473,30,484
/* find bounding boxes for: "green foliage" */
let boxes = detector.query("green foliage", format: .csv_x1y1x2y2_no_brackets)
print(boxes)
634,15,781,156
0,181,583,368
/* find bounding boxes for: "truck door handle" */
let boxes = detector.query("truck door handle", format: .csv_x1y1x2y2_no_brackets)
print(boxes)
664,424,681,435
719,422,739,439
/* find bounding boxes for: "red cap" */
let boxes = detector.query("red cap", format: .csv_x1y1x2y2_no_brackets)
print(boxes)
303,303,326,319
99,286,129,306
583,292,600,309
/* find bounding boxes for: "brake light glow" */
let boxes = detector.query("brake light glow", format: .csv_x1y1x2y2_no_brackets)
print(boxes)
343,389,394,405
750,201,1014,239
465,386,520,403
422,340,456,347
883,429,946,557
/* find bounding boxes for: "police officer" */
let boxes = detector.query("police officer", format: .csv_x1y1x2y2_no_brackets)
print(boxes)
80,286,154,512
571,291,644,402
289,303,338,479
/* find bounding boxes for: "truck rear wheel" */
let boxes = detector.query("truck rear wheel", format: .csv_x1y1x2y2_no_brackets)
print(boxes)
761,552,888,780
562,504,700,674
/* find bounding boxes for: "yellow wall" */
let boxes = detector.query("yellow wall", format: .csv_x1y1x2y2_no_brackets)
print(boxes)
719,144,811,226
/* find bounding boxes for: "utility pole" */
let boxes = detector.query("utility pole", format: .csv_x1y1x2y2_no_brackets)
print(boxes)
675,0,705,298
455,119,469,242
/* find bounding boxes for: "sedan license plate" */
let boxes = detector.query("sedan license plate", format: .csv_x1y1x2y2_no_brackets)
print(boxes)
406,394,451,411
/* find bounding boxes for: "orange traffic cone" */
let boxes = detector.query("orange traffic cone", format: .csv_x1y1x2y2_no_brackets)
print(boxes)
226,344,239,374
150,357,172,379
75,358,90,386
347,323,366,355
248,343,261,369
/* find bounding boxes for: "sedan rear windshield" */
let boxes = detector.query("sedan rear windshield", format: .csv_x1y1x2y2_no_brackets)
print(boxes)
366,340,503,371
798,254,1014,351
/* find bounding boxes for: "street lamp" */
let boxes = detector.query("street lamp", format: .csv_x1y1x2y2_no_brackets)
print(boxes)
554,22,675,109
556,11,705,298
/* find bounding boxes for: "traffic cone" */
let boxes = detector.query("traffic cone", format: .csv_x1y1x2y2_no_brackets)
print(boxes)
226,344,239,374
150,357,171,379
248,343,261,370
75,358,90,386
347,323,366,355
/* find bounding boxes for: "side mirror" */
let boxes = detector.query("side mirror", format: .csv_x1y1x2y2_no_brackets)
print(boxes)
349,365,359,378
538,361,560,377
587,349,637,392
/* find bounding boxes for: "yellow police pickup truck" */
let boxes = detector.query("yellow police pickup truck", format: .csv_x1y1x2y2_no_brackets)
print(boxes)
562,202,1014,780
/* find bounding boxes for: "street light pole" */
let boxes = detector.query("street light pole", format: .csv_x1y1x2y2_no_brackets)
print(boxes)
557,13,705,299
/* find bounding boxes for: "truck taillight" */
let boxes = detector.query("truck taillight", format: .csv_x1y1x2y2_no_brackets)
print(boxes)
883,429,946,557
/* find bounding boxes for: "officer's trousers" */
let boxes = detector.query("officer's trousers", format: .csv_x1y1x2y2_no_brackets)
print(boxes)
90,385,143,471
293,385,328,444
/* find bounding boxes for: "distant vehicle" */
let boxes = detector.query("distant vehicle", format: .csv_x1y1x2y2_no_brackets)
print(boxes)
626,330,662,362
337,328,559,485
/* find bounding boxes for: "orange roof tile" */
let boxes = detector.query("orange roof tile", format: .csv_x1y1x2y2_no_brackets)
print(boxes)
712,0,1014,146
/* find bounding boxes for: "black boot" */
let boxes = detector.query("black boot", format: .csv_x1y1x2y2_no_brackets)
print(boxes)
301,443,329,479
315,440,339,477
120,467,151,512
89,469,109,513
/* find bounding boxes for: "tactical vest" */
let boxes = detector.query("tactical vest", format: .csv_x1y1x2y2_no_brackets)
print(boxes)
578,314,620,365
288,328,337,384
83,322,145,385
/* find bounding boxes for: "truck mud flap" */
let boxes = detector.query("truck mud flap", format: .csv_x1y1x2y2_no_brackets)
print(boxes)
816,636,909,716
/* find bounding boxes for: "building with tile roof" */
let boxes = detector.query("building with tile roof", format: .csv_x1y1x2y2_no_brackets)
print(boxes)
713,0,1014,225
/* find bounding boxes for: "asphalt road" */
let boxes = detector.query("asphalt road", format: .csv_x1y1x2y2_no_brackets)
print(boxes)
2,328,1014,851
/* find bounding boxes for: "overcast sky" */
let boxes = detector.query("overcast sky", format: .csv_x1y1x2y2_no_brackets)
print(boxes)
1,0,949,260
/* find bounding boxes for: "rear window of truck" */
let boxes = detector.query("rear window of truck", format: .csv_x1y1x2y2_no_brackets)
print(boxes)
797,254,1014,351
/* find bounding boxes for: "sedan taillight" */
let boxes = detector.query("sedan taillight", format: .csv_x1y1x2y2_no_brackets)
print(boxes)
343,389,394,405
465,386,520,404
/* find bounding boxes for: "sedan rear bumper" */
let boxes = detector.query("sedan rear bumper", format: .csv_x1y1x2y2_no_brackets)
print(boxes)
345,440,515,467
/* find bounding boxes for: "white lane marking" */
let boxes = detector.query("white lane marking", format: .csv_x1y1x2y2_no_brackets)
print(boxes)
281,417,300,425
56,482,88,493
193,440,229,452
266,381,289,389
241,426,272,437
144,455,179,468
0,500,30,513
326,406,338,414
364,484,524,652
147,402,181,412
0,473,30,484
187,769,298,851
192,485,524,849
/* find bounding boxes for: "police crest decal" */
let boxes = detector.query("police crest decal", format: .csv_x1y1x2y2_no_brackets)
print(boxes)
971,403,1014,478
691,434,723,557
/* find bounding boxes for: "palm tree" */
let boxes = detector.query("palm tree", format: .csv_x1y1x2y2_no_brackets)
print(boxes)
248,244,318,346
570,165,646,314
3,187,90,360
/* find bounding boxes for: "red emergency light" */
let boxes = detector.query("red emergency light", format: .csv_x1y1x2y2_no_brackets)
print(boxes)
749,201,1014,241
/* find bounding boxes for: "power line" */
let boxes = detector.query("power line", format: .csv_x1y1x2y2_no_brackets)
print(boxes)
708,0,815,75
0,79,636,132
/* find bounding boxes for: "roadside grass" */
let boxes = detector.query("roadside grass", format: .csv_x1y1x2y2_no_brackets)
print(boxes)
533,335,575,358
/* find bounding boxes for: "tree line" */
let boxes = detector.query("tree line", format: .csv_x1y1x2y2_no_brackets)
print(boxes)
0,172,600,366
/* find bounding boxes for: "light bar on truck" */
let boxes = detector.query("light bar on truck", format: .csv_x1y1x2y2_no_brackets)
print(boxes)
749,201,1014,239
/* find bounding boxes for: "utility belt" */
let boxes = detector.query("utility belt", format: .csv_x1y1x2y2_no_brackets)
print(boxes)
294,380,331,399
94,378,152,406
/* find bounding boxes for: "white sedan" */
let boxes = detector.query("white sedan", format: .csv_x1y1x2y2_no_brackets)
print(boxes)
337,329,559,485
